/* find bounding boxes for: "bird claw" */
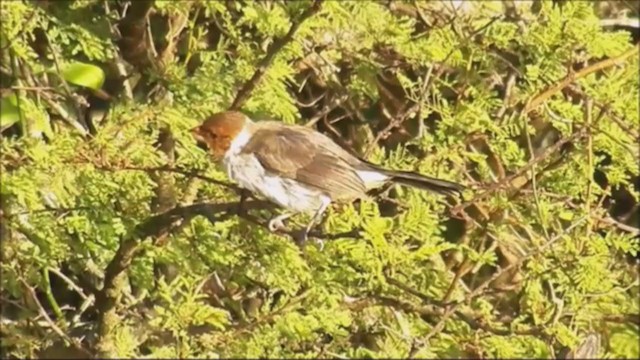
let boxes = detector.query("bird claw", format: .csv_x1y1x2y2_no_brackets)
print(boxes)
268,217,286,232
268,210,326,251
293,229,325,251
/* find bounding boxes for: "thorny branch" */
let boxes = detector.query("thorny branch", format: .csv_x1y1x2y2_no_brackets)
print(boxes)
229,0,324,110
19,278,93,358
451,124,590,216
408,215,591,357
92,196,357,356
80,161,245,195
524,43,639,114
94,201,252,356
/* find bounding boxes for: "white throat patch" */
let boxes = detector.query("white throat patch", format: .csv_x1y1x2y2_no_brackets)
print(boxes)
225,122,252,156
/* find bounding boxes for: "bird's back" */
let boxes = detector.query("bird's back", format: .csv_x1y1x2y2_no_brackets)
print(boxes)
240,121,370,202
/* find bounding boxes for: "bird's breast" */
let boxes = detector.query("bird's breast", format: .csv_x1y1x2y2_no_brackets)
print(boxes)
223,153,327,213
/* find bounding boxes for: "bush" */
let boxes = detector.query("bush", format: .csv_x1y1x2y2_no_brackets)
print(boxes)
1,1,638,358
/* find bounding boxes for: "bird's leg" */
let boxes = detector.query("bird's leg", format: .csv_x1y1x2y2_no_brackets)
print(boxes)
268,212,295,232
300,198,331,248
236,189,251,216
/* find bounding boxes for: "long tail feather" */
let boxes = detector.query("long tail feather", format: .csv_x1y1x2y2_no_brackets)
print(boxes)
378,168,465,197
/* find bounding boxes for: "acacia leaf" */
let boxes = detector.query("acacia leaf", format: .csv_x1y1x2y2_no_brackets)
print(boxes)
0,94,21,130
60,62,105,90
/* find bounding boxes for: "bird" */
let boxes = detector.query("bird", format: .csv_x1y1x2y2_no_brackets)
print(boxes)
191,111,465,241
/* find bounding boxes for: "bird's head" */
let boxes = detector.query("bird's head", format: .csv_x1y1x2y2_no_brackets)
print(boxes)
191,111,249,159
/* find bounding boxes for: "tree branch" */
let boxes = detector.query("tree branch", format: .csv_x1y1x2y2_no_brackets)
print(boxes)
93,201,266,357
91,163,245,195
92,197,357,356
229,0,324,110
451,125,590,215
19,278,93,358
524,43,639,115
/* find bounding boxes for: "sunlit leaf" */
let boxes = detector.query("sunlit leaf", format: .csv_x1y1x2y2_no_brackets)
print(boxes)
0,93,22,130
60,62,105,90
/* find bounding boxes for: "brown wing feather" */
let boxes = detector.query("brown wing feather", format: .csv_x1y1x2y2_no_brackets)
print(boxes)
240,125,367,200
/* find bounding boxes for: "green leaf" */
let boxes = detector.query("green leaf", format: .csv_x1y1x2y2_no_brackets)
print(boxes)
0,94,22,130
13,95,53,139
558,210,574,221
60,62,105,90
34,109,53,139
609,324,640,359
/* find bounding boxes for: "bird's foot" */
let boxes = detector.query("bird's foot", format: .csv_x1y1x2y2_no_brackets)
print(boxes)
294,227,324,251
236,189,251,216
268,213,292,232
268,218,285,232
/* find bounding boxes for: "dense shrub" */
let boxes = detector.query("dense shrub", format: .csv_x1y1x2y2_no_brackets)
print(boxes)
1,1,638,358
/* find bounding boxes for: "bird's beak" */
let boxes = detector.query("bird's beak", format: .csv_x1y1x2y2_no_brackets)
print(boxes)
190,126,209,151
190,126,201,138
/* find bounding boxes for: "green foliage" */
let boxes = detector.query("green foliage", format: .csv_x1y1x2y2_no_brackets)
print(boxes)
59,62,105,90
1,0,639,359
0,94,21,130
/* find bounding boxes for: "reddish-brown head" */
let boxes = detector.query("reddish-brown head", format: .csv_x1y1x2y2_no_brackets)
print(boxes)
191,111,248,159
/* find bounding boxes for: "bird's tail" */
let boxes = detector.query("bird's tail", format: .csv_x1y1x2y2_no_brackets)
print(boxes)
375,168,465,197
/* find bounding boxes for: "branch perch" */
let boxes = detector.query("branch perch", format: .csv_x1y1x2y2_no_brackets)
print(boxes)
92,196,356,357
94,200,266,357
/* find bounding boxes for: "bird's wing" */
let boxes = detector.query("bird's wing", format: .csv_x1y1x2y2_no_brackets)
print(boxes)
240,125,367,200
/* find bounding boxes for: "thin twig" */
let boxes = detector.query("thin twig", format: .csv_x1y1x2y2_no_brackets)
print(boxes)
562,199,640,236
229,0,324,110
451,126,589,215
104,0,133,100
89,163,244,194
295,90,326,108
409,215,589,356
232,289,310,334
306,93,348,127
564,84,640,142
19,278,92,357
544,101,637,156
47,267,90,301
3,206,93,218
363,65,435,158
40,92,89,137
522,113,551,241
583,99,594,248
363,15,501,158
48,42,88,130
524,43,639,114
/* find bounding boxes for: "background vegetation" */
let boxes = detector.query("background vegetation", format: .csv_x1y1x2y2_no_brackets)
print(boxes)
1,0,639,358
